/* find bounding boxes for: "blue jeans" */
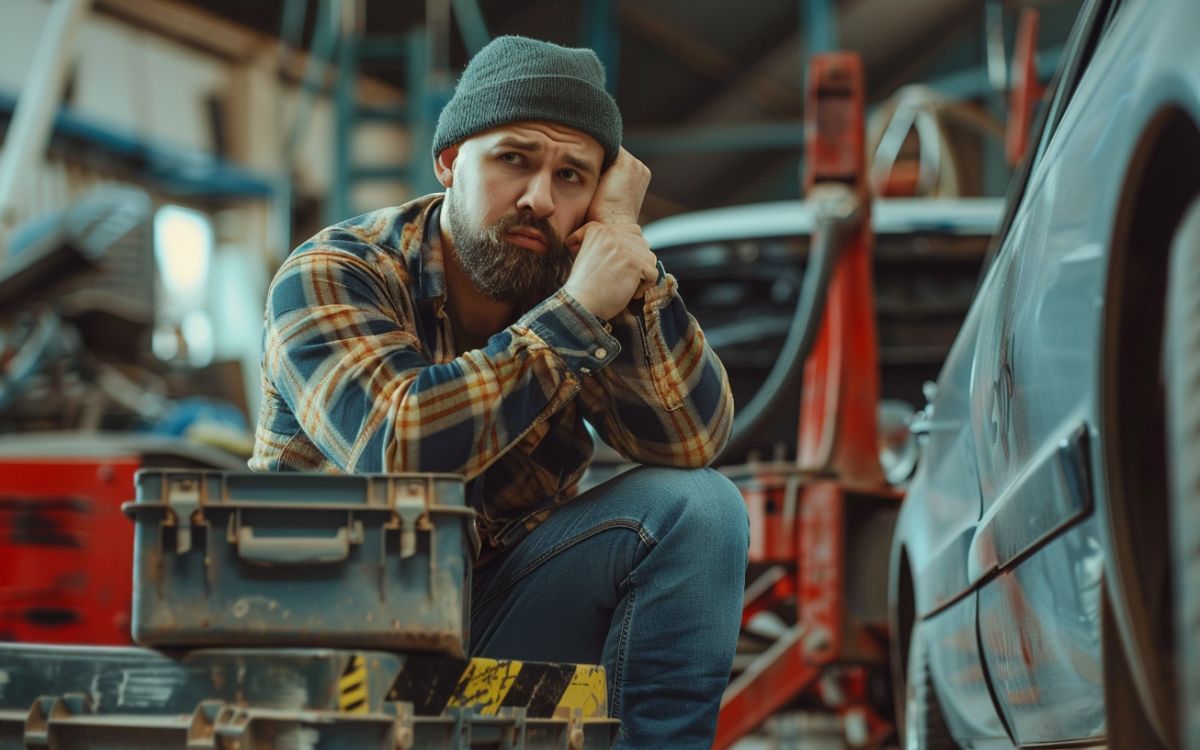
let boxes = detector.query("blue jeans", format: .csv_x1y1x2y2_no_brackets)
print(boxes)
470,466,749,749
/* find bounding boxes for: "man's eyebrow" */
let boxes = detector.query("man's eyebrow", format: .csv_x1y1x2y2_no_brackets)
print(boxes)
493,137,598,176
562,154,598,176
495,137,540,152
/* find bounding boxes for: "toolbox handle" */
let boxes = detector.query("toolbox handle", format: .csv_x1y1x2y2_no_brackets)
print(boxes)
234,522,361,566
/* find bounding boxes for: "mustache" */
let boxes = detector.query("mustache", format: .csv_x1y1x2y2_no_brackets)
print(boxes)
487,213,565,254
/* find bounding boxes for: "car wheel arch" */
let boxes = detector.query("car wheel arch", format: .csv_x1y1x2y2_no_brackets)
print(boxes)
1099,103,1200,748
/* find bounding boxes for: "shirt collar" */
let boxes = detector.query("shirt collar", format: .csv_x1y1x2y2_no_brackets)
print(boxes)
412,193,447,302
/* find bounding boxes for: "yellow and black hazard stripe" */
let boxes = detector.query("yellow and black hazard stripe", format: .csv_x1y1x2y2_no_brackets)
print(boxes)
386,655,608,719
338,653,369,714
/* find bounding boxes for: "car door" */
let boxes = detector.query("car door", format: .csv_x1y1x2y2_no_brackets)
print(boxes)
967,0,1128,743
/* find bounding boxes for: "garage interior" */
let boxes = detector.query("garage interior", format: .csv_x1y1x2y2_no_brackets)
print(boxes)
2,0,1197,749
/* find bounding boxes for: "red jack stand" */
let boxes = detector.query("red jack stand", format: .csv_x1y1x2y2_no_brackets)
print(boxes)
714,53,902,750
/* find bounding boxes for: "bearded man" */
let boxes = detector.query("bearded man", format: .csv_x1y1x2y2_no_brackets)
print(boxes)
251,35,748,749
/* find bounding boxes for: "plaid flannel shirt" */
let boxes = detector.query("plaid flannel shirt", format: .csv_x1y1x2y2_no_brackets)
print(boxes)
250,195,734,555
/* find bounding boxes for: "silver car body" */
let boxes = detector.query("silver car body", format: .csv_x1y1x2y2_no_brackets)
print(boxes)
892,0,1200,746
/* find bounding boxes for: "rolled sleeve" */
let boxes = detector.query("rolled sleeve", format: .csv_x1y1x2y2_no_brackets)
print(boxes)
577,267,734,467
519,289,622,376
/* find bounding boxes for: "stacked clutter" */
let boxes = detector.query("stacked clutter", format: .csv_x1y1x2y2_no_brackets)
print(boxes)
0,470,619,749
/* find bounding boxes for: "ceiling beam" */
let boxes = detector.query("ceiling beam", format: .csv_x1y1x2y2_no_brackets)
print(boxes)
94,0,266,62
872,3,980,100
626,121,805,155
620,3,800,115
93,0,401,101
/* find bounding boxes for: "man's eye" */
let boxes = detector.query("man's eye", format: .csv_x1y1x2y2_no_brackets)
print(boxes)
500,153,523,165
558,168,580,183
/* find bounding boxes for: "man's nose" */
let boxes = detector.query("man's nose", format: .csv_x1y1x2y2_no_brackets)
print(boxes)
516,171,555,218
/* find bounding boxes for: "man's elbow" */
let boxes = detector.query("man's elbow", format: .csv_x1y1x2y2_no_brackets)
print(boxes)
672,409,734,469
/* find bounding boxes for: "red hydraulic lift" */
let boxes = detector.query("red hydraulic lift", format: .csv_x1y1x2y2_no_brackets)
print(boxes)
715,52,902,750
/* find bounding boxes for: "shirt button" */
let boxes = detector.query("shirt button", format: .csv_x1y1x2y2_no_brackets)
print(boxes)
593,347,608,360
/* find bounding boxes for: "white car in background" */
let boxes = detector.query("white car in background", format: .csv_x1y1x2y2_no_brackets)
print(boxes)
643,196,1002,466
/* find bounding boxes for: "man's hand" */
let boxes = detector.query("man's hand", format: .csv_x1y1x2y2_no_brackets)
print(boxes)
563,148,656,320
563,222,657,320
584,147,651,224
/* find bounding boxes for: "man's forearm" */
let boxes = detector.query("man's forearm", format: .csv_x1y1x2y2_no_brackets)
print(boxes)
267,253,617,476
579,276,734,467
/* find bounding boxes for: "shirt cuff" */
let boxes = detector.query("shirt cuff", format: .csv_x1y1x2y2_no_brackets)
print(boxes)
519,289,622,376
641,263,677,312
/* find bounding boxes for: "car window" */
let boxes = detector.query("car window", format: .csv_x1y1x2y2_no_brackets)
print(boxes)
1097,0,1127,52
1030,0,1121,168
980,0,1118,277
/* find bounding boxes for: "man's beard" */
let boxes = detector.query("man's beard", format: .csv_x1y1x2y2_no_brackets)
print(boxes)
445,193,574,313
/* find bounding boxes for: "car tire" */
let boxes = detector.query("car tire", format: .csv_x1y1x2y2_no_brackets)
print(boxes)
903,620,959,750
1165,194,1200,750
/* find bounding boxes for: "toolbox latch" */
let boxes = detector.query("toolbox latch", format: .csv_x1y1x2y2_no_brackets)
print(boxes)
165,475,202,555
393,480,432,559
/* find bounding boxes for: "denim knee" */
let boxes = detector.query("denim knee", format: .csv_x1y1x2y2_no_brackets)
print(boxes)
685,467,748,535
636,466,749,563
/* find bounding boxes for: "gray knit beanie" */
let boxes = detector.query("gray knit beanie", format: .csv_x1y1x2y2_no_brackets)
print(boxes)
432,35,622,167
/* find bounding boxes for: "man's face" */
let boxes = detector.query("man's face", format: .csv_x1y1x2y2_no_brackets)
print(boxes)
438,121,604,311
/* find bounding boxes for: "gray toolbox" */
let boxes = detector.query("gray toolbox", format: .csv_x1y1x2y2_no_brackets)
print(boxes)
123,471,477,655
0,643,619,749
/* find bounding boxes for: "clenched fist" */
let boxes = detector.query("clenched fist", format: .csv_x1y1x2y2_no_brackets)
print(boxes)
563,148,657,320
563,223,658,320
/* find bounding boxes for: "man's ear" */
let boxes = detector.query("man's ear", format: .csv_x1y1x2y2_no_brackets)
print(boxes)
434,145,459,188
